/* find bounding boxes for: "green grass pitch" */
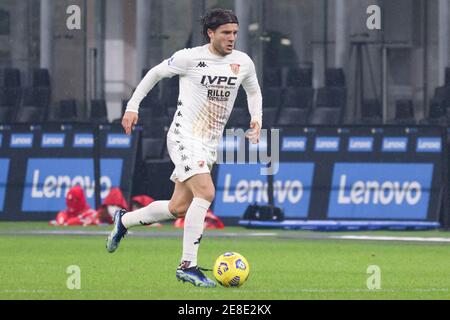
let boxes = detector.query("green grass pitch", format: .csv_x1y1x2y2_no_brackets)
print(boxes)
1,222,450,300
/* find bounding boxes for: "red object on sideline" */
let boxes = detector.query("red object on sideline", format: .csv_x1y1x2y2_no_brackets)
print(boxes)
96,187,129,224
131,195,155,208
51,186,97,226
174,209,225,229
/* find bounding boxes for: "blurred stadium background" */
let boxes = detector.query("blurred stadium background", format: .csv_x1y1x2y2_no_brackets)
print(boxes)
1,0,449,229
2,0,450,300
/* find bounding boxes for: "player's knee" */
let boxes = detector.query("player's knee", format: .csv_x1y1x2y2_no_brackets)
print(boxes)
196,187,215,203
168,201,190,218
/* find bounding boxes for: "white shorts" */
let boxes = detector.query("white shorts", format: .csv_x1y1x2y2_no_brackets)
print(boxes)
166,133,216,183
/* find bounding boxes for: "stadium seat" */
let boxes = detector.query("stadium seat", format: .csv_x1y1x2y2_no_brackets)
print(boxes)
282,87,314,109
58,99,78,121
141,138,164,161
140,84,160,111
162,86,179,110
308,107,342,125
325,68,346,87
227,108,250,128
15,106,46,123
394,99,416,124
167,107,177,118
360,99,382,124
263,87,283,108
141,68,150,78
0,106,14,123
420,98,448,125
277,108,309,126
3,68,21,87
262,107,278,128
0,87,21,107
142,116,168,138
234,86,247,109
433,86,450,108
121,99,127,114
32,68,50,87
445,68,450,87
316,87,347,109
22,87,51,108
263,68,282,87
286,67,312,87
90,99,108,123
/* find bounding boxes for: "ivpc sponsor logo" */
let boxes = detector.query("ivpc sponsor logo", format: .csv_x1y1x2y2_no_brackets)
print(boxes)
0,159,10,211
106,134,131,148
416,138,442,153
214,163,314,218
42,134,65,148
10,134,33,148
73,134,94,148
328,163,433,219
22,158,123,211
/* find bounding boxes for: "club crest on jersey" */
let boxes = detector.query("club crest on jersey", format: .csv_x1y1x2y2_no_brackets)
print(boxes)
230,64,240,75
198,160,205,168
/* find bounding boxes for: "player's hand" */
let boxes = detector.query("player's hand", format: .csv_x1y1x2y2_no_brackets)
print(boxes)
246,121,260,144
122,111,138,135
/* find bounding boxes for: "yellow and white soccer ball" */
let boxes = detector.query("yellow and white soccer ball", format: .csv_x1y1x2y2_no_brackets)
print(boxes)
213,252,250,287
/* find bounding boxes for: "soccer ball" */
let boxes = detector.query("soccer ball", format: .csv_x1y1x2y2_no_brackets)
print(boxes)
213,252,250,287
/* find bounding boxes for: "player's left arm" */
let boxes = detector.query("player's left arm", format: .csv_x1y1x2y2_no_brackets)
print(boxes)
242,59,263,144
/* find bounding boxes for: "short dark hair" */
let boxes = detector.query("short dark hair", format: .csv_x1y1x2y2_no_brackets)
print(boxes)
201,8,239,42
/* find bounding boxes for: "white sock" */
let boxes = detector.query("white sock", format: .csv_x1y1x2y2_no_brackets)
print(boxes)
181,197,211,268
121,200,176,229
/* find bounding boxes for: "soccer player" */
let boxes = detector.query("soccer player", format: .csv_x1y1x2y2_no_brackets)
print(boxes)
106,8,262,288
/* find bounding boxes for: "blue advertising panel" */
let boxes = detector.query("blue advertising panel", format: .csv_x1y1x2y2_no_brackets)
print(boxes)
22,158,123,212
106,134,132,148
41,134,65,148
214,163,314,218
0,159,9,211
328,163,433,219
10,134,33,148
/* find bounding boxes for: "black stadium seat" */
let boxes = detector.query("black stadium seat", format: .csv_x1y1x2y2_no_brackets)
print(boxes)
316,87,347,109
282,87,314,109
91,99,108,123
58,99,78,121
394,99,415,124
286,67,312,87
227,108,250,128
361,99,382,124
32,68,50,87
263,87,282,108
262,107,278,128
141,138,164,161
277,108,309,126
325,68,346,87
0,87,21,107
3,68,21,87
0,106,14,123
22,87,51,108
15,106,46,123
234,86,247,109
308,107,342,125
263,68,282,87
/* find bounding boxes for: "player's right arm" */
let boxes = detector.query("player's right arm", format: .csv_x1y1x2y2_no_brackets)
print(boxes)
122,49,190,135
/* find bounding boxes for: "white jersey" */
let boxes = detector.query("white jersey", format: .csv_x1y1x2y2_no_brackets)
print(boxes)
126,44,263,150
126,44,262,182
